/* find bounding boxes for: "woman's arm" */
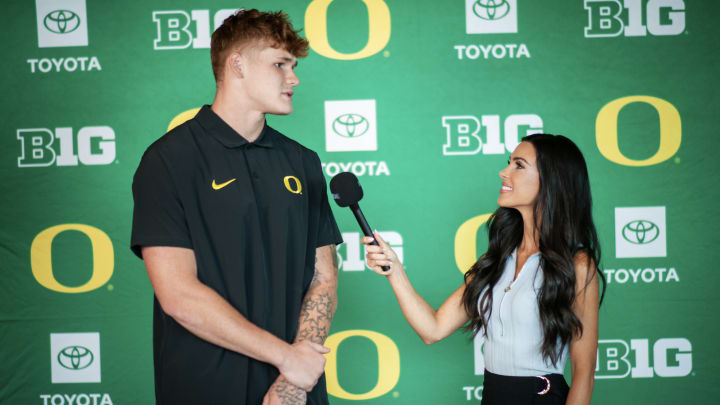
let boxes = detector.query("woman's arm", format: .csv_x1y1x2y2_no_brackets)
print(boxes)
363,232,469,344
566,253,600,405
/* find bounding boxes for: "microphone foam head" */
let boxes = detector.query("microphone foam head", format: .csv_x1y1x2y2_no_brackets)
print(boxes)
329,172,363,207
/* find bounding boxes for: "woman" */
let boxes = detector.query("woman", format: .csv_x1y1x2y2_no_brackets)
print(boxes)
363,134,605,405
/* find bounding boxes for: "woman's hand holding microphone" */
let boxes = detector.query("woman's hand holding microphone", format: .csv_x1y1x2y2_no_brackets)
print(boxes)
362,231,404,278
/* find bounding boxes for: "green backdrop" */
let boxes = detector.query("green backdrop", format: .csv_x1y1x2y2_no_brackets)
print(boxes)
2,0,718,404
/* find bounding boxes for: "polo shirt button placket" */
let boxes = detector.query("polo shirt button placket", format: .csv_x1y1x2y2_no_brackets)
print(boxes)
243,146,260,181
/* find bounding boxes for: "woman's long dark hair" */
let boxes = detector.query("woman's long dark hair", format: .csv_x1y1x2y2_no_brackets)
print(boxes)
461,134,606,367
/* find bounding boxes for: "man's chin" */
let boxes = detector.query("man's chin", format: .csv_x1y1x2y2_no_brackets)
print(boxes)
267,107,293,116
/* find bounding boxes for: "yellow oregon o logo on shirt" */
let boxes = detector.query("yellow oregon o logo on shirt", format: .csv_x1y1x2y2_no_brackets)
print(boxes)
31,224,114,293
305,0,391,60
324,330,400,399
283,176,303,194
455,214,492,274
596,96,681,166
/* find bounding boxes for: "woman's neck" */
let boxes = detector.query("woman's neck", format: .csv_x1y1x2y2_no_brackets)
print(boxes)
518,208,540,254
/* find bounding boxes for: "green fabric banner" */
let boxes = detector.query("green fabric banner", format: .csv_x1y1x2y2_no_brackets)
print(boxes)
2,0,717,403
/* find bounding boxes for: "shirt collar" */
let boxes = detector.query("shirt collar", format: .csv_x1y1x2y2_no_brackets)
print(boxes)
195,105,274,149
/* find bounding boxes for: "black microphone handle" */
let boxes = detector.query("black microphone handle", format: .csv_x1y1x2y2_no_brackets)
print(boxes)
349,203,390,272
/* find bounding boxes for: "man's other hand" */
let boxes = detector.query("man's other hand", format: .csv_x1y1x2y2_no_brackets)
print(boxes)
278,341,330,391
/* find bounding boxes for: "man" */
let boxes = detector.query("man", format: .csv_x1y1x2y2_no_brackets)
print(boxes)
131,9,342,404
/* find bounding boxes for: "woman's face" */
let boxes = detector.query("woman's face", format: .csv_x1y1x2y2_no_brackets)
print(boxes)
497,141,540,213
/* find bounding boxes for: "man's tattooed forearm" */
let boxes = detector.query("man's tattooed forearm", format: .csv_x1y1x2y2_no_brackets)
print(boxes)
273,377,305,405
310,245,338,287
298,245,338,344
297,291,335,343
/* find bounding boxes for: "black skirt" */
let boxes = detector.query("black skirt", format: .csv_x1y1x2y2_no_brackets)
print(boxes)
481,370,569,405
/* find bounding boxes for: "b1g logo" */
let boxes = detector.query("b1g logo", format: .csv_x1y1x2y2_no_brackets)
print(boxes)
50,333,101,383
153,9,238,50
596,338,692,378
615,206,667,258
466,0,517,34
584,0,686,38
36,0,89,47
338,231,403,271
325,100,378,152
17,126,116,167
442,115,542,156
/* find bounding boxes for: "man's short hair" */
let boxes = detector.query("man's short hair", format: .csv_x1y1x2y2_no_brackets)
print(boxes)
211,9,309,81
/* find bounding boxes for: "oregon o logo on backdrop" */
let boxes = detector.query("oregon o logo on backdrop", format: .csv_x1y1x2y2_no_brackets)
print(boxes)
168,108,201,132
324,330,400,399
455,214,492,273
31,224,114,293
305,0,391,60
596,96,681,166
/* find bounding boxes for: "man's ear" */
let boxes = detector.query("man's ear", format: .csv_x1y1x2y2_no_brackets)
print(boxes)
228,53,243,78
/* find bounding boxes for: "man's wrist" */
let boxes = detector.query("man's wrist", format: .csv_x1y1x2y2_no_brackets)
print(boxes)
269,339,294,371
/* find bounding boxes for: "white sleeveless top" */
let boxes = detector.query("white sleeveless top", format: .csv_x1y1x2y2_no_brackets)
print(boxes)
478,249,568,376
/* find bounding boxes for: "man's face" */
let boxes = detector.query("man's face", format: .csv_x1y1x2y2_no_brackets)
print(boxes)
239,45,299,115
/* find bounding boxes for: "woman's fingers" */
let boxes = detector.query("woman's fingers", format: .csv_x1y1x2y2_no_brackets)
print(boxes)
372,231,389,248
361,233,389,249
362,232,396,276
367,263,392,275
367,251,389,260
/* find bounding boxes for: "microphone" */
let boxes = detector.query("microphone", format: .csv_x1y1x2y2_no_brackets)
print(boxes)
329,172,390,272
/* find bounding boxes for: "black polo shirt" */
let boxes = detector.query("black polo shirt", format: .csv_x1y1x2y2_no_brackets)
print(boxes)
131,105,342,405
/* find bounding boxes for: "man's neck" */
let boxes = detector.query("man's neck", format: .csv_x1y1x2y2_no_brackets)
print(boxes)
211,90,265,142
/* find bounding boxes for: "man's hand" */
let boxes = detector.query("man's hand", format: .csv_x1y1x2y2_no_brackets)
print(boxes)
262,376,306,405
277,340,330,391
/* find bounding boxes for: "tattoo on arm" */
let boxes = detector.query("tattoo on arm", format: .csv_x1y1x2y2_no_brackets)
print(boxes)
275,245,338,397
297,245,338,344
272,376,305,405
311,254,320,285
296,291,334,343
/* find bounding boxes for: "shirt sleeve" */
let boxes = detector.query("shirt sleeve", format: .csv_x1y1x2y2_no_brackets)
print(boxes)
312,153,343,248
130,146,192,258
